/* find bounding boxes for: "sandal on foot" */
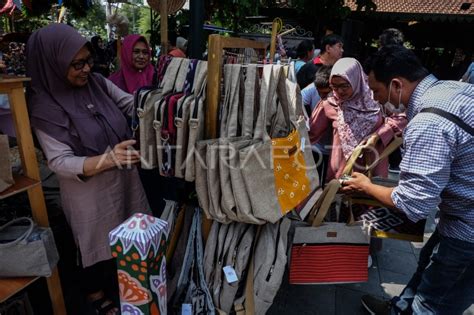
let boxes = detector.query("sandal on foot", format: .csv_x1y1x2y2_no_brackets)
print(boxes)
90,296,119,315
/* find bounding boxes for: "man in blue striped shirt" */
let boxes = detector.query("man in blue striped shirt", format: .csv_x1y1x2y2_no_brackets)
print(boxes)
342,45,474,315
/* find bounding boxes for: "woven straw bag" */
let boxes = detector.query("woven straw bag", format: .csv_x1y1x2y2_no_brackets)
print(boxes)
147,0,186,14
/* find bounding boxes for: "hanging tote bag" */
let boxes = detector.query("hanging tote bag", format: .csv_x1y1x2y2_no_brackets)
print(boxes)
204,64,243,223
228,65,265,224
252,218,292,315
158,59,191,176
289,180,370,285
174,93,194,178
218,223,256,314
217,64,246,222
174,59,200,178
185,61,208,182
0,217,60,277
171,208,215,315
0,134,14,192
153,58,184,174
239,65,318,224
137,57,182,169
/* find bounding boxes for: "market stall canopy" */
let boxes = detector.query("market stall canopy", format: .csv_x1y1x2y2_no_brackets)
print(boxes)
345,0,474,22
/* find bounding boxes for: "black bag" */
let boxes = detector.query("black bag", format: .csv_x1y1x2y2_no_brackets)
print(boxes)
0,292,34,315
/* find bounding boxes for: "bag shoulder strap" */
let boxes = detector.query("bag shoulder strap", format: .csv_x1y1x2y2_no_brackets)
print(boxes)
342,135,402,176
234,225,261,315
420,107,474,136
308,180,341,227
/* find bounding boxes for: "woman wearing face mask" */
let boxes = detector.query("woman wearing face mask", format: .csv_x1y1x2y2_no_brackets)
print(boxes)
109,34,154,93
27,24,149,315
309,57,407,182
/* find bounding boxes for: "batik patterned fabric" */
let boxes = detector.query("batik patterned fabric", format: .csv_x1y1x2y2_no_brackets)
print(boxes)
182,59,199,94
155,55,173,86
110,213,170,315
272,129,311,215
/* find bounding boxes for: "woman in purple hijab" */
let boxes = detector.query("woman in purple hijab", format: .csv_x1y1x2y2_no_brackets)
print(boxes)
27,24,149,315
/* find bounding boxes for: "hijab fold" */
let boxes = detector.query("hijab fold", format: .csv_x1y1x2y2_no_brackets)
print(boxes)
26,23,130,156
327,58,381,159
108,35,154,93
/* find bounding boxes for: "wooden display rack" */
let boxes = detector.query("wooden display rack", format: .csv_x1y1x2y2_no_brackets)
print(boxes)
203,35,267,239
0,76,67,314
206,34,267,139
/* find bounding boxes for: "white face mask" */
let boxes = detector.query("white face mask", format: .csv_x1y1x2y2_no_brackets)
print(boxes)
384,80,406,114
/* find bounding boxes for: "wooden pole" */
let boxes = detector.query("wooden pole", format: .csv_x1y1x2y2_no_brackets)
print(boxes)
270,21,278,63
160,0,168,55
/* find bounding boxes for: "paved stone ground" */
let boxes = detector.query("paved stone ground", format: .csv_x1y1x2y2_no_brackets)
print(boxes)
268,211,474,315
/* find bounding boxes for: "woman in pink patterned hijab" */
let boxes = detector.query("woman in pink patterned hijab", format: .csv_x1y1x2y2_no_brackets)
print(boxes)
309,57,407,182
328,57,381,159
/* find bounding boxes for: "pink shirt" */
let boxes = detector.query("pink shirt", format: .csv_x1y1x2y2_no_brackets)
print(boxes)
309,100,407,182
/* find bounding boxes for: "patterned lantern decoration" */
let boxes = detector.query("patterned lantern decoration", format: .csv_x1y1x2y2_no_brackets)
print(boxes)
109,213,170,315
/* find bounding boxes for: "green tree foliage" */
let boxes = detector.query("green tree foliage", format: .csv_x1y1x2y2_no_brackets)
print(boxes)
289,0,376,36
69,1,107,38
205,0,376,36
205,0,260,33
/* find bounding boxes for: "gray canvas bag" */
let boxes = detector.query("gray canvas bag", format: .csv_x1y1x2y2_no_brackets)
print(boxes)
252,218,291,315
227,65,265,224
167,205,194,302
175,59,191,92
218,223,256,314
185,61,208,182
174,93,194,178
0,217,59,277
210,222,236,309
175,61,208,180
194,64,229,223
139,88,166,169
152,58,185,174
203,220,221,286
160,199,179,228
0,134,14,192
173,208,215,314
206,141,232,223
215,64,245,222
138,57,183,169
136,86,157,169
203,222,256,314
195,138,218,220
203,221,230,307
239,65,318,224
156,59,191,176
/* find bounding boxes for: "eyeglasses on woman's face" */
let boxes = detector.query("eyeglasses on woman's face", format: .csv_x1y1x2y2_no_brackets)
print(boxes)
70,56,94,71
329,83,351,92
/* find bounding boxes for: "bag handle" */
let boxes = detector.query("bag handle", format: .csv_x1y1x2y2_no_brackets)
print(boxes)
234,225,262,315
0,217,35,248
174,59,191,93
220,64,242,138
254,65,293,141
191,61,208,96
161,58,184,95
242,65,258,137
342,134,402,176
306,180,341,227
